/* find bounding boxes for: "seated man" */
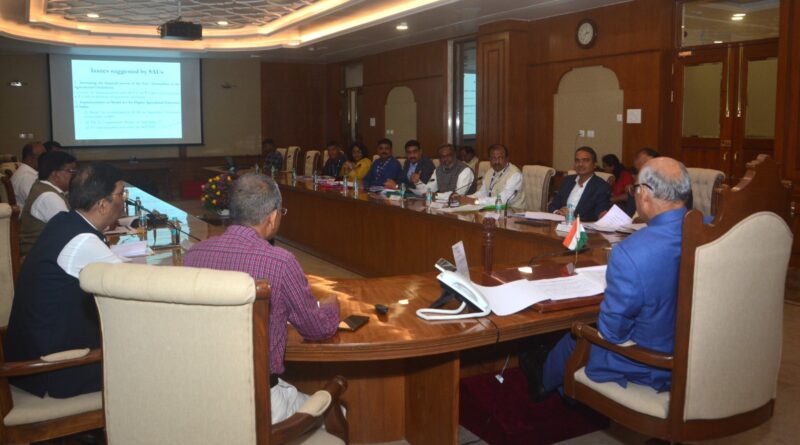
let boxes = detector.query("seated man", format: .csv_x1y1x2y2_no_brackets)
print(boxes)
548,146,611,221
362,138,401,188
5,163,127,398
184,173,340,424
384,139,434,191
262,138,283,173
321,141,346,177
529,157,690,401
10,141,45,209
416,144,475,197
19,151,77,255
468,144,526,209
624,147,660,216
459,145,479,171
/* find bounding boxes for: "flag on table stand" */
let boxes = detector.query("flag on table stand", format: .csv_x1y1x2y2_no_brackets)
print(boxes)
562,216,587,263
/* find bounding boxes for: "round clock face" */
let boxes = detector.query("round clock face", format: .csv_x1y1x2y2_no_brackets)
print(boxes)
577,20,596,47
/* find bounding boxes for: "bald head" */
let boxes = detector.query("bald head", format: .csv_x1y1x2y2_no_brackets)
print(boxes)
638,157,692,204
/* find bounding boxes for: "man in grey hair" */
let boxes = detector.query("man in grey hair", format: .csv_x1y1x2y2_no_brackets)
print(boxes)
184,173,340,423
524,157,690,402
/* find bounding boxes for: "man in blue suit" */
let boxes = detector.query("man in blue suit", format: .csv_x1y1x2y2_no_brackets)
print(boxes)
384,139,435,192
529,157,691,400
548,146,612,221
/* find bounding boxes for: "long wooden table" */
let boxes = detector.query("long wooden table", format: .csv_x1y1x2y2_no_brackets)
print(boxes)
123,183,607,444
273,174,617,277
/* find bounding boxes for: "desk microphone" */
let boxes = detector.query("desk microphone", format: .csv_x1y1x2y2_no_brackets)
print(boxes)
125,199,201,241
503,189,518,217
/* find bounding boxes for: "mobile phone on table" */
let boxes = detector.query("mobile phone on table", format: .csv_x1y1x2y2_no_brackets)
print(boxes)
338,315,369,331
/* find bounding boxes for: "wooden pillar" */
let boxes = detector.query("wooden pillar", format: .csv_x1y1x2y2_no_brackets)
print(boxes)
476,21,529,159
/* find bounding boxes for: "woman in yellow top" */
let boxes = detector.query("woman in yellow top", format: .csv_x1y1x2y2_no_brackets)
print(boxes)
341,141,372,180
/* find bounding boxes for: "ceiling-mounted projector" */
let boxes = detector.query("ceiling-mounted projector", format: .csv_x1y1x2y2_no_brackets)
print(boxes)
158,18,202,40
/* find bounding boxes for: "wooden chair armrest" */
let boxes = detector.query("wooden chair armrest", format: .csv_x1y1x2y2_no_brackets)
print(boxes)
0,348,102,378
571,322,673,370
271,375,349,445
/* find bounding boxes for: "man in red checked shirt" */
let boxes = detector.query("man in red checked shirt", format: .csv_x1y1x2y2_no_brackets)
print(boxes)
184,173,340,424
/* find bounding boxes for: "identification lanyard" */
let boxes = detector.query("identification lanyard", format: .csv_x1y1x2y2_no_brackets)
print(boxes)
488,165,509,194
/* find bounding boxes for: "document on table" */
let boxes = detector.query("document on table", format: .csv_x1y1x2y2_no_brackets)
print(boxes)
110,240,152,258
435,204,484,213
585,205,632,232
477,265,607,316
523,211,565,222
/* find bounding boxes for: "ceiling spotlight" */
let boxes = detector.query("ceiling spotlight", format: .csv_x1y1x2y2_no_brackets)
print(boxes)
86,13,100,19
217,20,229,26
396,22,408,31
731,15,744,21
714,40,723,44
733,13,746,17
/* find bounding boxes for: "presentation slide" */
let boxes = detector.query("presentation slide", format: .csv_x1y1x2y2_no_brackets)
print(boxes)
72,60,182,140
50,55,203,148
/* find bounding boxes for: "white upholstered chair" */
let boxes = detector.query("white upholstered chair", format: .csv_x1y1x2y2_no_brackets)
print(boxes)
285,146,301,173
0,163,18,177
0,177,14,206
687,167,725,216
372,154,380,161
304,150,321,175
81,263,348,445
0,204,19,320
564,155,792,442
476,161,491,189
521,165,556,212
432,158,440,168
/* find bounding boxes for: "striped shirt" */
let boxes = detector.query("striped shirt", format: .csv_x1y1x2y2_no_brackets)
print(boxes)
184,225,339,374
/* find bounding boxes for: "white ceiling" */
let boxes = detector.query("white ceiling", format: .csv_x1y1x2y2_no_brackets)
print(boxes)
0,0,632,62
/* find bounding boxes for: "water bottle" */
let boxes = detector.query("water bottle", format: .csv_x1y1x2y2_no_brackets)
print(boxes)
134,197,142,216
122,189,129,215
291,168,296,181
399,182,406,198
566,203,575,224
353,179,359,197
425,189,433,207
494,194,502,215
343,176,349,192
170,218,180,245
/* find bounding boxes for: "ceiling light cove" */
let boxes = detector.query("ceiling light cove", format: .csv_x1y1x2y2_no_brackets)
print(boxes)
396,22,409,30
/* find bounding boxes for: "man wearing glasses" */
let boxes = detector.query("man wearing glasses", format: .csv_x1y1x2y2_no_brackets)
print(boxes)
19,151,77,255
526,157,691,402
184,173,340,424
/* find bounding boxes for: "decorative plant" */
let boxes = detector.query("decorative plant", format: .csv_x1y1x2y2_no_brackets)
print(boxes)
201,174,233,211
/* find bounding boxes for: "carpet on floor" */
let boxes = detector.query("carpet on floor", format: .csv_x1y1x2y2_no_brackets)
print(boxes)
459,367,609,445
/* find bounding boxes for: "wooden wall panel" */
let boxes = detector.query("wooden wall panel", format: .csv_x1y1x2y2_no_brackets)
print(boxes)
261,62,327,150
527,50,668,167
355,41,448,157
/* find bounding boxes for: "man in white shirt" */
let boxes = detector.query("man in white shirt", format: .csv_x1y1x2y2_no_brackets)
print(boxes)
19,151,77,255
10,142,45,209
415,144,475,197
548,146,611,221
467,144,526,209
6,163,126,399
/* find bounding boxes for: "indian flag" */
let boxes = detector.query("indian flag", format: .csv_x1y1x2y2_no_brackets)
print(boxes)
562,216,587,251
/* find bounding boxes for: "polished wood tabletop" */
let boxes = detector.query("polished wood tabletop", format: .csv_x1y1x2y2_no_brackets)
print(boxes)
269,172,618,277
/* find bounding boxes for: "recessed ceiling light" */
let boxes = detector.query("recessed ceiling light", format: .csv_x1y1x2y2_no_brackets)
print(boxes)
217,20,229,26
287,41,300,46
733,13,746,17
714,40,723,44
731,15,744,21
396,22,408,31
86,13,99,19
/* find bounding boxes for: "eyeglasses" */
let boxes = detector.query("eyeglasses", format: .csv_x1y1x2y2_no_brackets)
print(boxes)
632,183,653,193
62,168,77,175
278,207,288,216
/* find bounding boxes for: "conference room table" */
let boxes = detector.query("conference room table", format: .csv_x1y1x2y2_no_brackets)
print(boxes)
120,183,612,444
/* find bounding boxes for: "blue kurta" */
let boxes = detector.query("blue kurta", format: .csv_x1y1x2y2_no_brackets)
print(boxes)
543,207,686,392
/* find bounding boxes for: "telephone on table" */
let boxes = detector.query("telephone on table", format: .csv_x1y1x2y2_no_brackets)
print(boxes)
416,259,491,321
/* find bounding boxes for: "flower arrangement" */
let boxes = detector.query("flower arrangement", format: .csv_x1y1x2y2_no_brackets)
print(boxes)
201,174,233,212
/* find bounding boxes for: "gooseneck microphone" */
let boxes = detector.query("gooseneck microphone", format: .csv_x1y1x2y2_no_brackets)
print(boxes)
125,199,201,241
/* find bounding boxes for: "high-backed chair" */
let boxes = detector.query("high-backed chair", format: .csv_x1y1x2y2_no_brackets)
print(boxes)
522,165,556,212
566,169,615,185
476,161,491,189
0,163,19,178
81,263,349,445
686,167,725,216
276,148,288,172
564,155,792,443
0,204,20,299
304,150,321,175
0,155,15,163
0,176,15,206
397,157,406,169
432,158,440,168
285,146,301,173
372,154,380,161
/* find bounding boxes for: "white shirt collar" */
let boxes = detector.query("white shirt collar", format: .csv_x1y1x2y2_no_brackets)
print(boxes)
41,180,65,194
16,163,36,175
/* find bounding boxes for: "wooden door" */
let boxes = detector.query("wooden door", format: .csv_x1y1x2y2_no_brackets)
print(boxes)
674,39,778,182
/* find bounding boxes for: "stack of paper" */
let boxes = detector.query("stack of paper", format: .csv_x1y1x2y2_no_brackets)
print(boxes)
584,205,632,232
477,265,608,316
110,241,152,258
523,211,565,222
